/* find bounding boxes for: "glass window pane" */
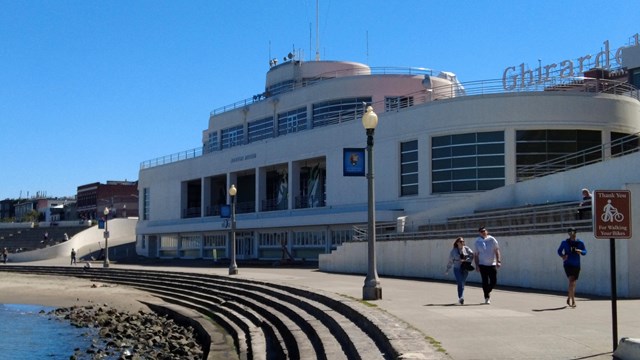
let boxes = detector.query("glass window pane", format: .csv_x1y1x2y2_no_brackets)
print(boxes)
451,133,476,144
477,143,504,154
478,155,504,166
432,170,451,181
432,158,451,170
432,147,451,158
477,131,504,142
452,145,475,156
401,163,418,173
401,184,418,196
452,157,476,168
401,140,418,151
402,151,418,162
452,181,476,191
432,136,450,147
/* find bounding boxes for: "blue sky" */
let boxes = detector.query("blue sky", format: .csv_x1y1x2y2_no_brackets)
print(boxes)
1,0,639,200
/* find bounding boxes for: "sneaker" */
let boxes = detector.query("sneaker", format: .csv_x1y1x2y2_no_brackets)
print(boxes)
484,297,491,304
459,298,464,305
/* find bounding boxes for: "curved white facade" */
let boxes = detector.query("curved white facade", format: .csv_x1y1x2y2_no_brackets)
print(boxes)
136,59,640,261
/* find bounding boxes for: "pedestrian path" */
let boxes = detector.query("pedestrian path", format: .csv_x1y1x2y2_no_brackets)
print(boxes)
193,266,638,360
24,259,640,359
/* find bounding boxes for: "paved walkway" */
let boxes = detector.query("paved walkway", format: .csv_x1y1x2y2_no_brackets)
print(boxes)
26,260,640,359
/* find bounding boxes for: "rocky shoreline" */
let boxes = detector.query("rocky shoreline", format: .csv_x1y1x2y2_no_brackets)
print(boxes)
49,304,204,359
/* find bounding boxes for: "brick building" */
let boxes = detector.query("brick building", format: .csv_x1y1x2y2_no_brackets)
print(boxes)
76,181,139,220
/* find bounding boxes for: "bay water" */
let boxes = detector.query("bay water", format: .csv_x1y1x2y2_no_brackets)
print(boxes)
0,303,100,360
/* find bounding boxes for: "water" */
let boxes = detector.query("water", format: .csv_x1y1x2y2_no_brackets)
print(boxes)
0,303,99,360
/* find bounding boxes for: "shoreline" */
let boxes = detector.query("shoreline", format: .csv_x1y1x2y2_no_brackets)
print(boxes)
0,272,158,313
0,272,207,359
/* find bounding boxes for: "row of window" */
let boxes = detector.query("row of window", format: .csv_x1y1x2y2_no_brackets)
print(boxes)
152,228,355,259
204,97,373,153
150,130,639,223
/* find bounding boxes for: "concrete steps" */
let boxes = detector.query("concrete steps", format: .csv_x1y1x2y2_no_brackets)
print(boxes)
0,266,429,359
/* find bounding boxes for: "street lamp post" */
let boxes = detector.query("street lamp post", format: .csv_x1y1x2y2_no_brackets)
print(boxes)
103,207,110,268
362,105,382,300
228,184,238,275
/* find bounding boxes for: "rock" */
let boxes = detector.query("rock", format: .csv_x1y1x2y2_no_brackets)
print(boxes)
48,305,204,359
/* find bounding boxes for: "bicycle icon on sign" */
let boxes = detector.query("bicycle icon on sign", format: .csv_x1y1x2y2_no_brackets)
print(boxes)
221,219,230,228
601,199,624,222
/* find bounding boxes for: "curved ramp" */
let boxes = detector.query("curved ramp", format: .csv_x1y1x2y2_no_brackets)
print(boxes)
8,219,136,263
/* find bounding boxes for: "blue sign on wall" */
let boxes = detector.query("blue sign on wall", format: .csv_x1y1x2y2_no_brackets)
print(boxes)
343,148,365,177
220,204,231,218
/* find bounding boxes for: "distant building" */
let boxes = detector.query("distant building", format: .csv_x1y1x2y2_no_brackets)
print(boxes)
76,181,139,221
13,197,74,223
0,199,16,220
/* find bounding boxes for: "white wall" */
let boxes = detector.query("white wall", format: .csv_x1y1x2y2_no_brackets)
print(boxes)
320,183,640,297
9,219,137,263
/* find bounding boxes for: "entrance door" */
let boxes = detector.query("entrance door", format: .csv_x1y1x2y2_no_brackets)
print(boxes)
236,232,254,259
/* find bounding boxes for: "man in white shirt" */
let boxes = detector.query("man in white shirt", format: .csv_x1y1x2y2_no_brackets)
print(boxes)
474,226,501,304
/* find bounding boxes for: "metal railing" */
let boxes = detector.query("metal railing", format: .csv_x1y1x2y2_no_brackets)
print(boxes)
517,132,640,181
141,73,639,170
140,147,203,170
352,201,593,242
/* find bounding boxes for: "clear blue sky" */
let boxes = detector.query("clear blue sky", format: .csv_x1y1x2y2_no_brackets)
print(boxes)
1,0,639,200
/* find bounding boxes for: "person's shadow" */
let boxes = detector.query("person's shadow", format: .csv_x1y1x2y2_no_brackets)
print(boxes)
531,306,568,312
424,303,486,307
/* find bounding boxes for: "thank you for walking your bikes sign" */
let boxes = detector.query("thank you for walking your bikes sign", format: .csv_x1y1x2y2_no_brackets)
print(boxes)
593,190,632,239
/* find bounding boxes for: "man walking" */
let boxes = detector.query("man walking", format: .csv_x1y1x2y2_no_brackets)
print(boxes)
70,248,77,265
474,226,501,304
557,227,587,307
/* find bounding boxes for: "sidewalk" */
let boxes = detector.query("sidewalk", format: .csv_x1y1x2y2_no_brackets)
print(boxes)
170,265,637,360
28,259,640,359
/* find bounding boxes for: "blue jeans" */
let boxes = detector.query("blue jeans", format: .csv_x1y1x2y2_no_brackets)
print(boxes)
453,267,469,299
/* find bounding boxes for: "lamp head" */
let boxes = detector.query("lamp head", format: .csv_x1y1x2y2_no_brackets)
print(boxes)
362,106,378,130
229,184,237,196
103,207,110,216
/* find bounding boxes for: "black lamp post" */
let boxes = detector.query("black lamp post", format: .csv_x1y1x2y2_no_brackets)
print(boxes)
229,184,238,275
103,207,110,268
362,105,382,300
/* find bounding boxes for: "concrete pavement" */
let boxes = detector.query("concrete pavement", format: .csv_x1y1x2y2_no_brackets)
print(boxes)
24,259,640,359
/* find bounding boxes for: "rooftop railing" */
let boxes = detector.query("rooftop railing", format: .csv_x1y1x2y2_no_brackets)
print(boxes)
140,147,203,170
141,72,639,170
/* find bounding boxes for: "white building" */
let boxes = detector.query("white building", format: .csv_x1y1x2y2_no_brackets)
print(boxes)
136,41,640,265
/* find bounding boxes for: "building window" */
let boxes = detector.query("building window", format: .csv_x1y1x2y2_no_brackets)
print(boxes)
385,96,414,112
221,125,244,149
248,117,274,143
292,230,326,246
142,188,150,220
203,233,226,247
330,229,354,248
267,79,295,96
278,107,307,136
432,131,505,193
259,232,288,247
159,234,178,257
400,140,418,196
515,130,601,180
205,131,219,153
312,97,371,128
631,68,640,89
179,234,202,258
611,132,640,157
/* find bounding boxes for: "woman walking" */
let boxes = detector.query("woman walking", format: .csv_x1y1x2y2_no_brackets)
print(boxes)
445,237,475,305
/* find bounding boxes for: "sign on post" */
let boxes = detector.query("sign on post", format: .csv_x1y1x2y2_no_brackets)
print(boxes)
593,190,632,239
592,190,632,352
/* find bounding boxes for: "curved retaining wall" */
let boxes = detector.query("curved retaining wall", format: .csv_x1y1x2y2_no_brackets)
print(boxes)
0,266,447,360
